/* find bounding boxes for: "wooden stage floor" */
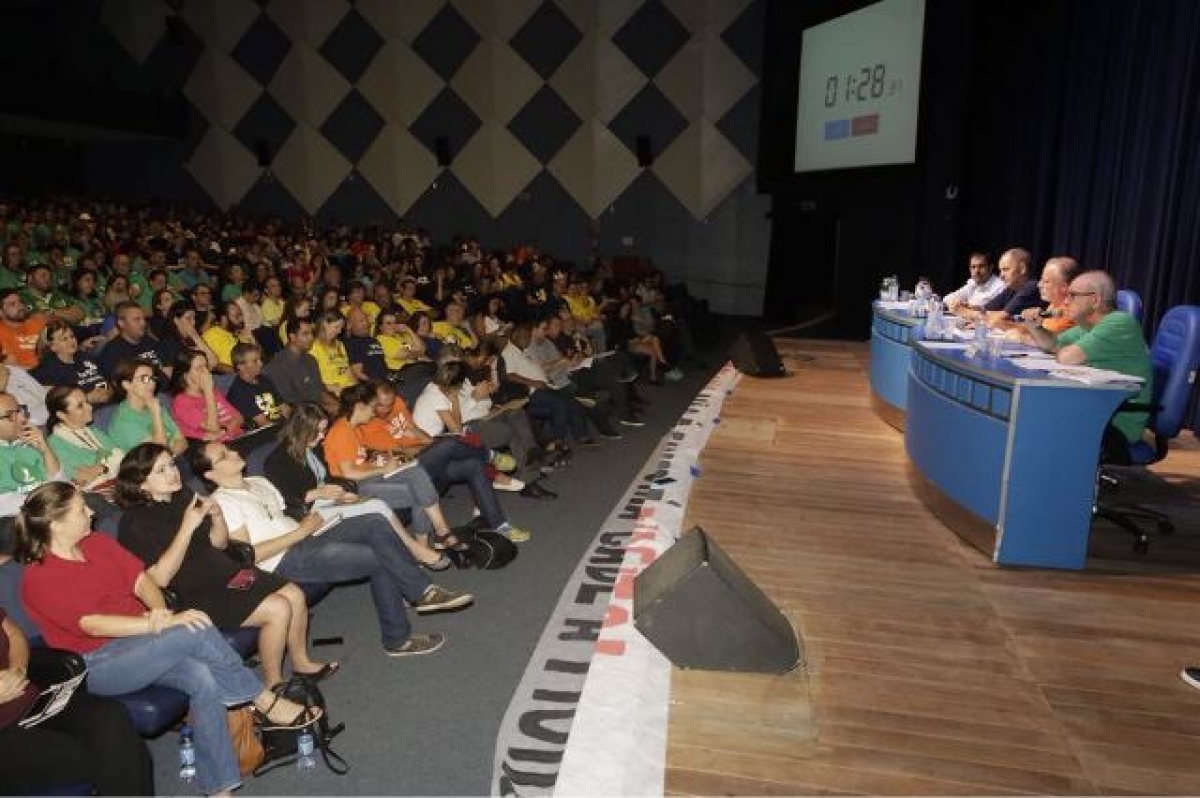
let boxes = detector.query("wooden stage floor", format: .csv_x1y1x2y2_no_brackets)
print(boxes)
666,338,1200,795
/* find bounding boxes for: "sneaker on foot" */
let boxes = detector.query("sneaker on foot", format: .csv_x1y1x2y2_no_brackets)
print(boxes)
491,452,517,472
415,585,474,614
497,523,531,543
494,477,526,492
664,367,684,382
575,395,597,409
1182,667,1200,691
619,418,646,427
598,430,623,441
385,632,446,657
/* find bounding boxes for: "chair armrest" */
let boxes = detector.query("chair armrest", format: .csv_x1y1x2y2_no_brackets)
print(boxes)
27,646,87,685
326,476,359,492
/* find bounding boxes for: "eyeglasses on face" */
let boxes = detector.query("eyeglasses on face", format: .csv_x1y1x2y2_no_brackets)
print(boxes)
0,404,28,422
1067,290,1096,299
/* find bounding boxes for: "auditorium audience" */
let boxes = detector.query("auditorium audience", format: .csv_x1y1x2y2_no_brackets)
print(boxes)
0,193,707,787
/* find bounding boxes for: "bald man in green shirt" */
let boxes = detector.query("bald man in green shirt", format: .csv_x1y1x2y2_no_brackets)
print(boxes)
1021,270,1152,454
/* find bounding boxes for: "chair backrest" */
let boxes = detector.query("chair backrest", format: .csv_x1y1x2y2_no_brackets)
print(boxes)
1116,289,1143,322
1148,305,1200,437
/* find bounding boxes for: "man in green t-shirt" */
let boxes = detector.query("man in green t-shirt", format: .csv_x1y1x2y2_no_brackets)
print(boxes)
1022,270,1152,449
0,391,61,516
20,264,83,324
0,243,24,290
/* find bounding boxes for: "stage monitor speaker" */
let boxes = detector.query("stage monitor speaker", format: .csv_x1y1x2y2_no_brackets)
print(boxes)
729,330,786,377
634,527,801,674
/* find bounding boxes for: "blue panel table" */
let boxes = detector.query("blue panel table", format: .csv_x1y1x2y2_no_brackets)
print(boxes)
905,342,1138,570
869,303,922,429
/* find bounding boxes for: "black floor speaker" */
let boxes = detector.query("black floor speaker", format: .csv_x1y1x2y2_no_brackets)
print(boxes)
729,330,786,376
634,527,802,673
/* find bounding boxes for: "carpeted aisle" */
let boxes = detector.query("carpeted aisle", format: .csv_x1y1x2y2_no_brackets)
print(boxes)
144,368,718,796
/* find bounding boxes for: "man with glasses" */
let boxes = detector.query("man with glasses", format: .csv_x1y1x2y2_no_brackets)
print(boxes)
0,392,61,516
1020,270,1152,457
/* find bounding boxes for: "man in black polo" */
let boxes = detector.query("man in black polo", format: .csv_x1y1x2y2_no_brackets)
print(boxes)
97,301,171,383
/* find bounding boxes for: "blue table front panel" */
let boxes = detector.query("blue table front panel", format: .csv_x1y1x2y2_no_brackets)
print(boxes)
906,344,1135,570
869,306,920,414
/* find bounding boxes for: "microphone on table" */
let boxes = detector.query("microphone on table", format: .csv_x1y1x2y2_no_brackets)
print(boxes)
1011,308,1062,322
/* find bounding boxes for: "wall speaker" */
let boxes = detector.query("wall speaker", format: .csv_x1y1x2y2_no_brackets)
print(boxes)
635,135,653,167
434,136,452,167
252,137,271,168
728,330,786,377
634,527,802,673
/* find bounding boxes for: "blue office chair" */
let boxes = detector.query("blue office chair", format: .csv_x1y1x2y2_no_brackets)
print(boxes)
1116,289,1143,322
1095,305,1200,551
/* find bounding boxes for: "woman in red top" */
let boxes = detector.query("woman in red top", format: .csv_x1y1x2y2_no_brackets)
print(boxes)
16,482,319,796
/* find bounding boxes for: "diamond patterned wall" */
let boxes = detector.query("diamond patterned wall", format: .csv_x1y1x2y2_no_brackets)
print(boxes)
101,0,759,223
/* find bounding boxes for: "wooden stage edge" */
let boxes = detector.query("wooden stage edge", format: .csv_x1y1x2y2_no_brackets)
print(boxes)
665,338,1200,796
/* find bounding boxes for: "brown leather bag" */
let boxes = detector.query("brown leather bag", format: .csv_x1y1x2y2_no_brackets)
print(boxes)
227,706,265,777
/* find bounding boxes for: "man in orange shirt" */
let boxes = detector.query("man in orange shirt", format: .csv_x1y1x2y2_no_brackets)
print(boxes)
0,288,47,369
1009,256,1079,343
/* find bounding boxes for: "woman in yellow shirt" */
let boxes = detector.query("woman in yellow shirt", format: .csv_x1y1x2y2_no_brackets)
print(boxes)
309,310,356,393
376,309,425,369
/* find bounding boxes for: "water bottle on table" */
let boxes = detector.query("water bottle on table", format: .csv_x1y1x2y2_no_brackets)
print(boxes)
178,725,197,784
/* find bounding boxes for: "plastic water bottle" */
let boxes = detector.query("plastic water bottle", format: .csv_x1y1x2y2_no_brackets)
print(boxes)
178,725,197,784
297,729,317,772
972,317,989,358
925,297,944,339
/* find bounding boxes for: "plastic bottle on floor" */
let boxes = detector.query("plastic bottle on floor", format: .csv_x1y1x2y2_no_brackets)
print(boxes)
178,725,197,784
297,728,317,773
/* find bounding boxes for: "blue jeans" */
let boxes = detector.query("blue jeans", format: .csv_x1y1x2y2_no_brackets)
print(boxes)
356,464,440,535
528,389,588,442
275,514,429,649
417,438,507,529
83,625,262,796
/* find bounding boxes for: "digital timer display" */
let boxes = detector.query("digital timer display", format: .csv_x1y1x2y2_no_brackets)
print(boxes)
794,0,926,172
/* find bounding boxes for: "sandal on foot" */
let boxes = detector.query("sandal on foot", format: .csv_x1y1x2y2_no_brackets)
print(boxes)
422,554,452,571
294,661,340,683
253,704,323,731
